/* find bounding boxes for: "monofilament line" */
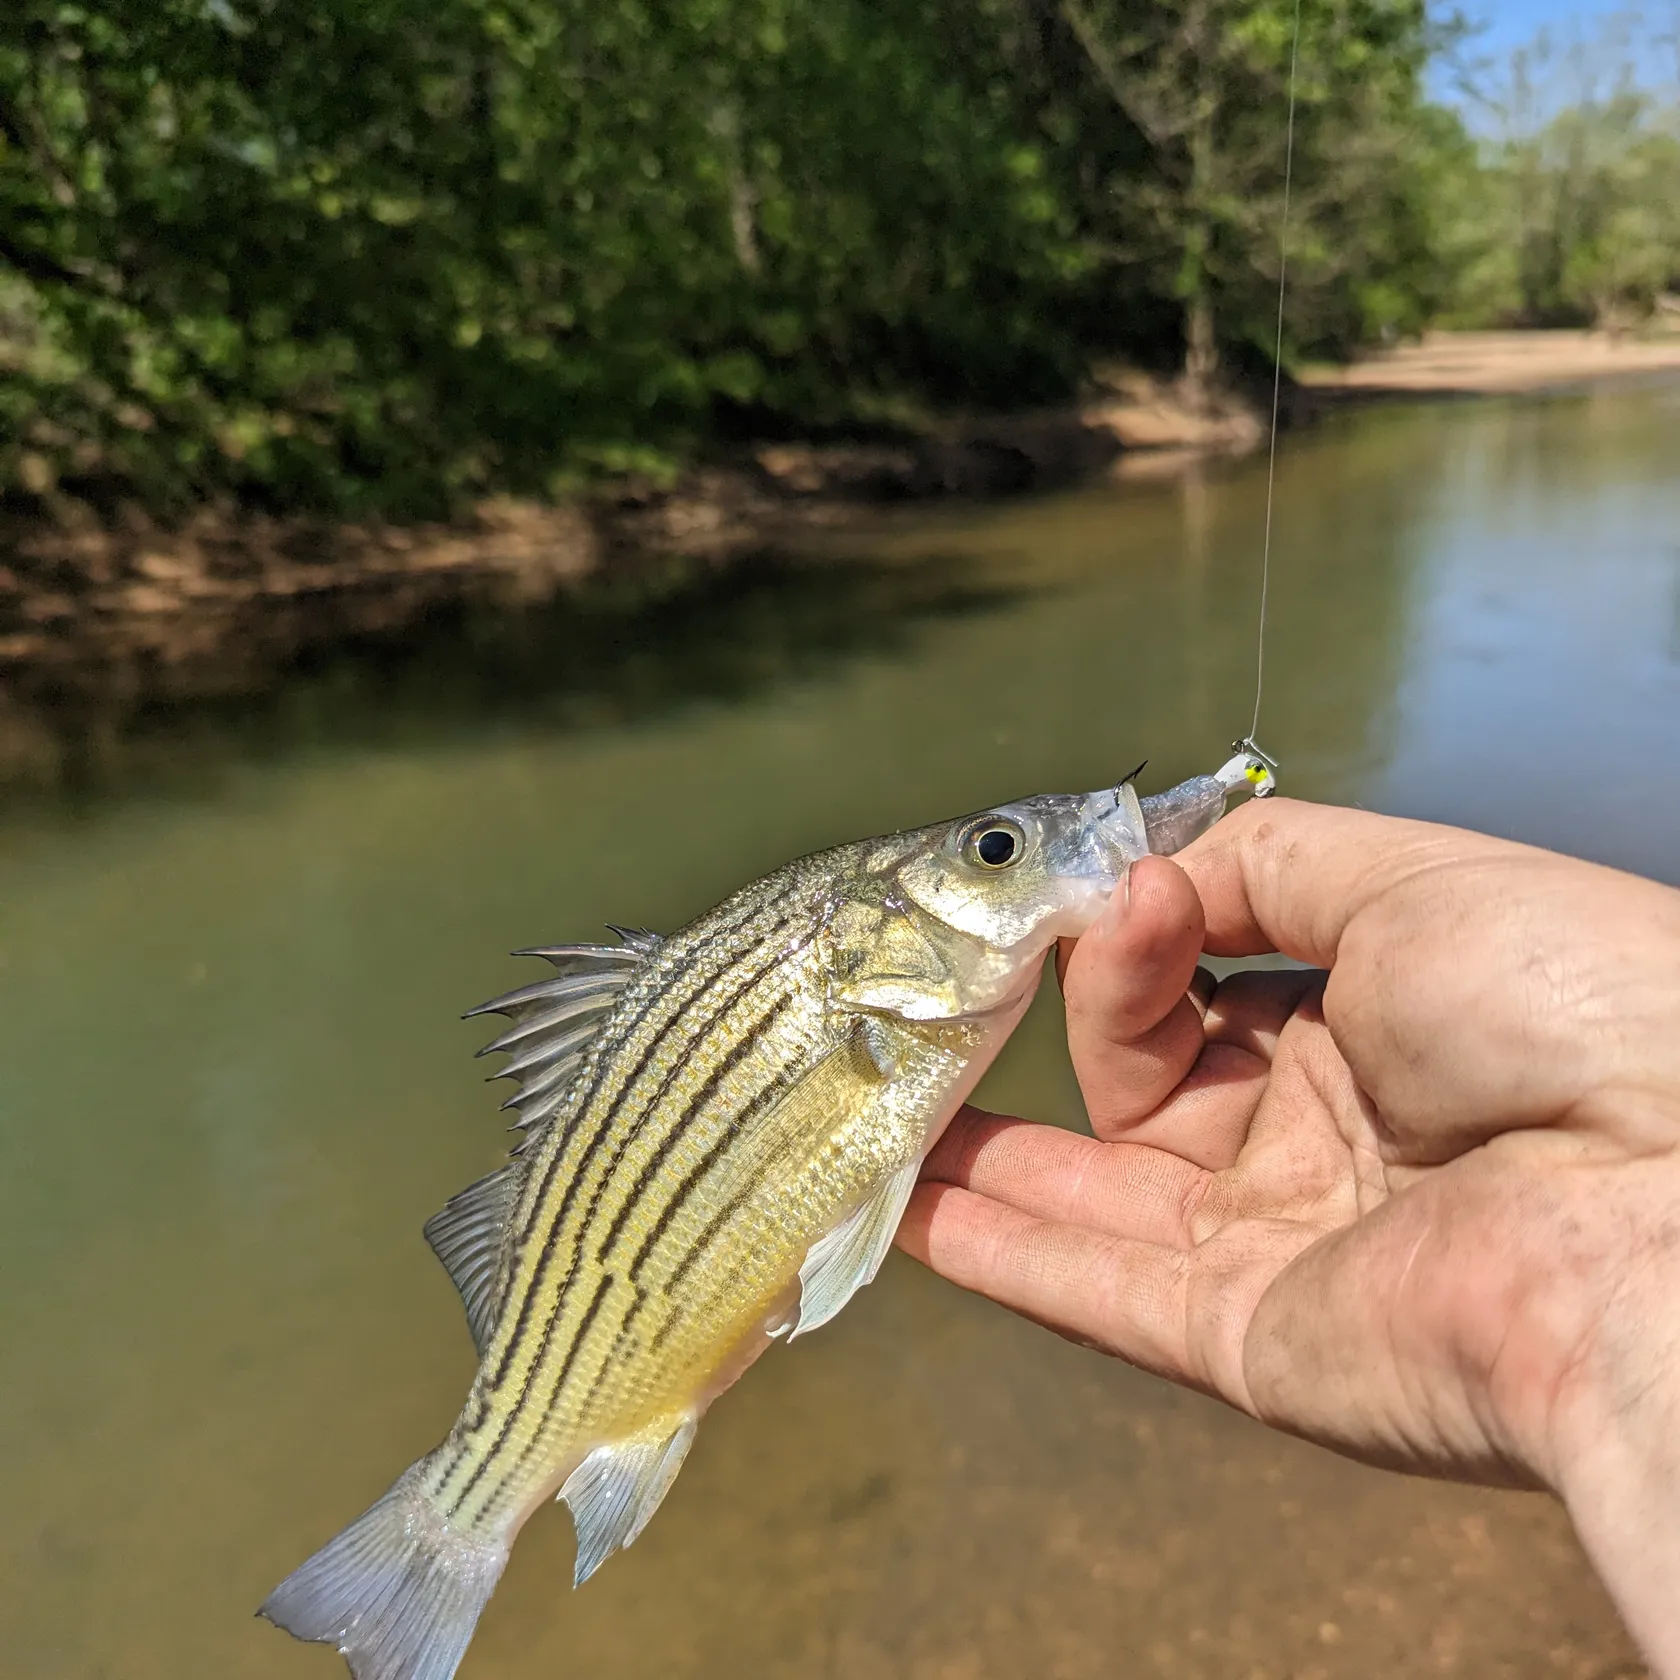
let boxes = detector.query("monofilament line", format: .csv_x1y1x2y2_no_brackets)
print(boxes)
1250,0,1304,741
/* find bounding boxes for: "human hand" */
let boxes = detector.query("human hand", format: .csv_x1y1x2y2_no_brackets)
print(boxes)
898,799,1680,1670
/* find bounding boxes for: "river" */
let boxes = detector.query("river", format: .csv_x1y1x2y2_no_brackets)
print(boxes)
2,377,1675,1679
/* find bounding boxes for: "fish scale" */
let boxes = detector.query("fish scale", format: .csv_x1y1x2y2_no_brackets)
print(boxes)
433,877,834,1526
260,743,1276,1680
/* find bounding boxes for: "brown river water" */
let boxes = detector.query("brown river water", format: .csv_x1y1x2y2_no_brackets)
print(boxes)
3,379,1676,1680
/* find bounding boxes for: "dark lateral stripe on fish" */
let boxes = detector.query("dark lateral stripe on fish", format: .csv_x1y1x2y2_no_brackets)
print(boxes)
508,999,794,1445
511,886,774,1181
594,992,791,1259
440,921,805,1512
494,957,792,1413
618,1146,743,1356
508,897,794,1252
488,903,792,1383
446,1268,617,1518
574,1282,650,1419
476,1261,626,1519
502,923,795,1356
647,1174,765,1352
613,1043,811,1340
646,1023,872,1307
482,1030,809,1515
621,1030,824,1293
594,1027,816,1372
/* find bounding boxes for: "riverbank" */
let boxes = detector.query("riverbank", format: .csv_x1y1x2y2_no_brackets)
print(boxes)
0,378,1260,698
3,330,1676,703
1299,328,1680,400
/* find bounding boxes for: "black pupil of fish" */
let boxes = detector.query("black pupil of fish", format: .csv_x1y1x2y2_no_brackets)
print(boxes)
975,828,1017,866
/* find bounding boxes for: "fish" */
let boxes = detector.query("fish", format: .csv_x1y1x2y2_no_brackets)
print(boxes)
259,742,1276,1680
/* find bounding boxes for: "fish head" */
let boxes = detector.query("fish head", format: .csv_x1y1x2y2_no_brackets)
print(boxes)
886,779,1151,965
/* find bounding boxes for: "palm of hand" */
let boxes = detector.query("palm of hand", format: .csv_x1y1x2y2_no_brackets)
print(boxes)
899,804,1680,1495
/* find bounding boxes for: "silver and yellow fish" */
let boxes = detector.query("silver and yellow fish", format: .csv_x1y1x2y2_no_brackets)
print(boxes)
261,745,1275,1680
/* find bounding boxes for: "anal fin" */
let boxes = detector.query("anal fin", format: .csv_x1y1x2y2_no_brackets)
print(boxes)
559,1415,698,1587
791,1156,921,1339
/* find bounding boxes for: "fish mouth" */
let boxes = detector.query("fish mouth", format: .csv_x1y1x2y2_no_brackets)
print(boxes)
1007,784,1150,944
1086,779,1150,869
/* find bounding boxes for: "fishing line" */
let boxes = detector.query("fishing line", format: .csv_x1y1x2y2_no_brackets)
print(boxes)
1249,0,1304,742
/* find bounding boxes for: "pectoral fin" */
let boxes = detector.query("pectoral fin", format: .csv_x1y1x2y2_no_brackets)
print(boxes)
858,1014,905,1078
833,974,965,1020
791,1157,921,1339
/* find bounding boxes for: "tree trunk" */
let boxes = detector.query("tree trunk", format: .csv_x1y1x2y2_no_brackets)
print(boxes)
711,100,761,277
1184,288,1218,396
1181,0,1219,403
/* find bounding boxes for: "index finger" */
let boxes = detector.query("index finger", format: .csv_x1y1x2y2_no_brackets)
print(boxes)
1174,797,1489,965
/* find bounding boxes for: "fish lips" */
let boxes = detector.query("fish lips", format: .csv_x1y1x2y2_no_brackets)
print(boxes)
996,783,1152,943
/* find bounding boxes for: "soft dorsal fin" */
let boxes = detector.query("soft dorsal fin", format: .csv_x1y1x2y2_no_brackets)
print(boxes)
428,928,659,1352
422,1165,523,1356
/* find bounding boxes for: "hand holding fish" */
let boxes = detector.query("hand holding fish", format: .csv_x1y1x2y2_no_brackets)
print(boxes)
902,799,1680,1675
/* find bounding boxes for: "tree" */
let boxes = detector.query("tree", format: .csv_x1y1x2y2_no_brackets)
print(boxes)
0,0,1453,518
1049,0,1438,393
1455,13,1680,327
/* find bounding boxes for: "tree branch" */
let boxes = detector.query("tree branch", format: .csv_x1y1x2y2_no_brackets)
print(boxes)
1058,0,1153,139
0,226,97,295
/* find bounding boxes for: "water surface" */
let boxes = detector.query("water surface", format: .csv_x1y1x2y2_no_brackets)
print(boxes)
3,378,1675,1680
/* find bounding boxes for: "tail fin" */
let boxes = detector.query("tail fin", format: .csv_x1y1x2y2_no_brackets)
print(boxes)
259,1460,508,1680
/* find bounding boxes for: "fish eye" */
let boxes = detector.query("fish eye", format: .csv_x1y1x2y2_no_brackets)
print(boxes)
963,818,1025,869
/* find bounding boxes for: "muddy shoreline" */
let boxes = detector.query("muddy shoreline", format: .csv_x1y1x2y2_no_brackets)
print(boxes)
4,331,1676,713
0,377,1262,702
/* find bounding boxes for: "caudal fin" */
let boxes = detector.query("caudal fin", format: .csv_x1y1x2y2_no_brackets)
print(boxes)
259,1460,508,1680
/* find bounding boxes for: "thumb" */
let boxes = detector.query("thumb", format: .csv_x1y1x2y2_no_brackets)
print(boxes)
1059,854,1208,1139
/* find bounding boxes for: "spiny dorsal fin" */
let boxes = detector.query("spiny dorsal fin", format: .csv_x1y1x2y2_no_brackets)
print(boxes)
422,1164,523,1356
467,929,661,1134
603,924,660,955
428,928,660,1353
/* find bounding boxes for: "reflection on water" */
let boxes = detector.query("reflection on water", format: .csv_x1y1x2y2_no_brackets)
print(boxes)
0,551,1020,804
3,381,1674,1680
1371,382,1680,879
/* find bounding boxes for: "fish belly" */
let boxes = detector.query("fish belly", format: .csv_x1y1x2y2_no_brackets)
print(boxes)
429,941,1022,1541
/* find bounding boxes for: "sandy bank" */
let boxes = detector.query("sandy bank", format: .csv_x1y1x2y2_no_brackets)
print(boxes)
1301,328,1680,398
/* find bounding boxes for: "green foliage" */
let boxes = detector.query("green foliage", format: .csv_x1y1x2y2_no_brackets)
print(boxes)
1054,0,1445,374
1435,21,1680,328
0,0,1449,517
